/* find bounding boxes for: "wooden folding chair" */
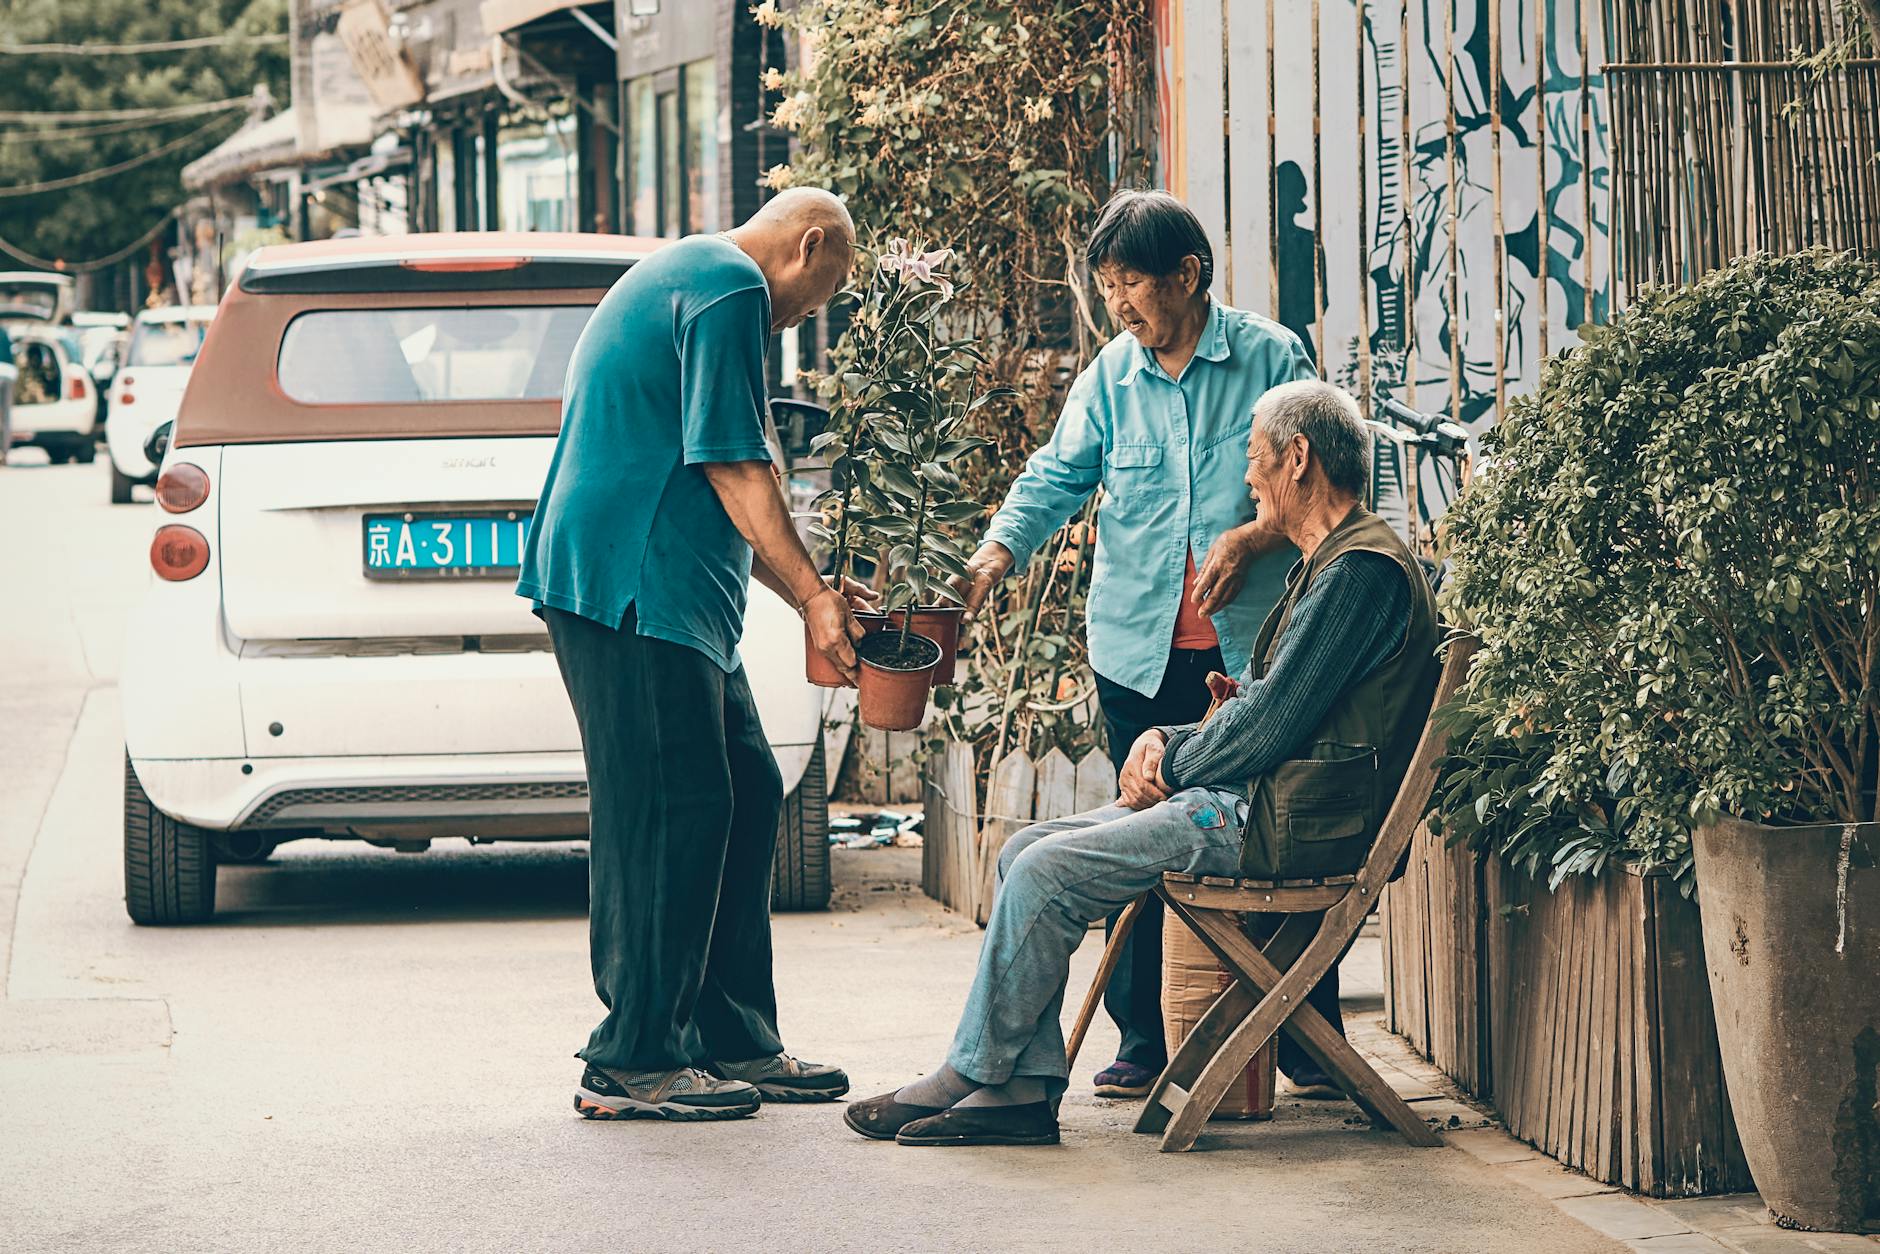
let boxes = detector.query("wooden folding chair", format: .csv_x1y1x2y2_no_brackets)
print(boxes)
1065,633,1475,1152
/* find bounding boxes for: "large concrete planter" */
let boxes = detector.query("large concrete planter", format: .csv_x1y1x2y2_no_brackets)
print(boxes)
1692,817,1880,1233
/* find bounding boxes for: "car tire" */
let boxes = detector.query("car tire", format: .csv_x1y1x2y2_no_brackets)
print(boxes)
71,438,95,464
770,740,831,912
46,446,70,465
124,754,217,925
110,461,134,504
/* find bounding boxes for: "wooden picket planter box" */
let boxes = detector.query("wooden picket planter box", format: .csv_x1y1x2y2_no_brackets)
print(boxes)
921,741,1117,924
1383,833,1753,1196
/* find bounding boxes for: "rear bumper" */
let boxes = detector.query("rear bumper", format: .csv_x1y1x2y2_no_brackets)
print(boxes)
9,423,92,444
132,740,821,837
132,751,592,835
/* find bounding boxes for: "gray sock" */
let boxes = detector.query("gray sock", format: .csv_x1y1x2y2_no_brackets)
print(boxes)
895,1064,980,1109
954,1077,1049,1108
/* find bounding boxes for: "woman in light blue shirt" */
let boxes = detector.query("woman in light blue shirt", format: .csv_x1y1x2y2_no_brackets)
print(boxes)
959,190,1342,1099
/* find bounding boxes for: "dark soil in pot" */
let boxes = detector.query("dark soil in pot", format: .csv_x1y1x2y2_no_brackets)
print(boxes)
856,630,940,731
888,605,964,685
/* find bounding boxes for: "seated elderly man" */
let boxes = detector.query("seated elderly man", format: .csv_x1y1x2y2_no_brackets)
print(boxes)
844,380,1440,1147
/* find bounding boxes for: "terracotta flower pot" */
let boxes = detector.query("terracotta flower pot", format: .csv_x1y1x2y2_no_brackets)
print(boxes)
888,604,964,685
856,630,940,731
1693,816,1880,1233
804,610,889,688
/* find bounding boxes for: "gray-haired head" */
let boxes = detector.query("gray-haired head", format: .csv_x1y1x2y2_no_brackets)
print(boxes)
1254,380,1370,497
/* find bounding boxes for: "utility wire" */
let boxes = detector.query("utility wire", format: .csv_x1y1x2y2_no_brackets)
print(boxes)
0,207,179,273
0,33,287,55
0,97,250,124
0,114,239,198
0,108,239,145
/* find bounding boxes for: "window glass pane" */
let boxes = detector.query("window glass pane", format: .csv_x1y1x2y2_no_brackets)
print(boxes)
473,131,490,230
496,108,578,232
277,307,595,405
128,319,209,367
657,91,680,237
628,78,656,234
685,58,719,233
435,135,456,231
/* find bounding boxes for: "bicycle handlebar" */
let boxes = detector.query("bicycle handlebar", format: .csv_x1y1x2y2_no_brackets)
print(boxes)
1372,393,1471,458
1376,396,1441,435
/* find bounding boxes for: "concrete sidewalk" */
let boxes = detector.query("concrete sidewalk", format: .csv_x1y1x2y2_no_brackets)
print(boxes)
0,457,1625,1252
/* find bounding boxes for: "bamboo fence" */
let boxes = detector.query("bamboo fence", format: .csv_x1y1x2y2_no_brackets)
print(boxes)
1606,0,1880,298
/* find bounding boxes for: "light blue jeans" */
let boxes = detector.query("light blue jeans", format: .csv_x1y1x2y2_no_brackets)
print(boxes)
944,789,1248,1096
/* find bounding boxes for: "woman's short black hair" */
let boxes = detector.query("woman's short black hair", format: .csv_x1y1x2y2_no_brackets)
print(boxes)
1085,189,1215,291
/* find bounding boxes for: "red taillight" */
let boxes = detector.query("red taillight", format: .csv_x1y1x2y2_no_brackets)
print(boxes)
156,462,210,513
67,375,87,400
400,257,527,272
120,374,135,387
150,525,209,581
119,392,135,406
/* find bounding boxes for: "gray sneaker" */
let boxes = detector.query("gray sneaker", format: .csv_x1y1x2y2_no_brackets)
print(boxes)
709,1052,850,1102
574,1064,761,1121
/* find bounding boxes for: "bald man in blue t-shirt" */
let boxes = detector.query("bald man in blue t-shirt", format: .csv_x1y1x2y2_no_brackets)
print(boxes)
520,189,867,1123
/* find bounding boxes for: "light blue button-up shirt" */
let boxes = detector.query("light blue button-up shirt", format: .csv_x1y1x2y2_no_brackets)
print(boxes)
984,299,1316,697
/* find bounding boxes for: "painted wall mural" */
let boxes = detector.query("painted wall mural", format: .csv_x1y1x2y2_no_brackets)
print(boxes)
1156,0,1614,531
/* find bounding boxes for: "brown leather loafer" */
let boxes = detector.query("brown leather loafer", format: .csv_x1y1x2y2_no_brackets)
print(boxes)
843,1092,945,1141
894,1102,1060,1147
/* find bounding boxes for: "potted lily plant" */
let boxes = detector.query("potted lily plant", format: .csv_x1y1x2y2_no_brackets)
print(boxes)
813,237,1004,728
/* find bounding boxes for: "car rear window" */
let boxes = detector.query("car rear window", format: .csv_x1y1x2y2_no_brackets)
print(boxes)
276,305,593,405
129,321,208,367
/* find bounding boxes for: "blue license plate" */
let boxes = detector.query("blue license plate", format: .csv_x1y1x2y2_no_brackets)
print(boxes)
363,511,532,579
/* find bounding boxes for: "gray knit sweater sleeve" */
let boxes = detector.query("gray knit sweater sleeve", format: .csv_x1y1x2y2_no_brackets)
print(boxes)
1159,551,1411,792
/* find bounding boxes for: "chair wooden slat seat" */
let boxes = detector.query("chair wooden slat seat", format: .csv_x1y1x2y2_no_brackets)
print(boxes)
1064,633,1477,1153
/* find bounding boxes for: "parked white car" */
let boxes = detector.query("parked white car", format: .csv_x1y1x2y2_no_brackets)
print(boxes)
6,326,98,463
106,305,216,502
121,232,844,924
0,270,74,323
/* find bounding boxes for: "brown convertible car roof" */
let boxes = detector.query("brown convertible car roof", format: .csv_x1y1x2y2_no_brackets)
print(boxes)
173,232,668,448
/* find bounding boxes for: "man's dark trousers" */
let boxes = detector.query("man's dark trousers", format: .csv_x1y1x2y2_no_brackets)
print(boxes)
545,606,786,1072
1094,645,1344,1081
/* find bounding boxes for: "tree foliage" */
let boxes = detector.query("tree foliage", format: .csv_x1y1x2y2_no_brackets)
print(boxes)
0,0,287,267
761,0,1153,765
1432,249,1880,887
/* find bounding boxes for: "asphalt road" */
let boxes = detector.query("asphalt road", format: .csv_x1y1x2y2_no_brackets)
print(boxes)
0,451,1619,1253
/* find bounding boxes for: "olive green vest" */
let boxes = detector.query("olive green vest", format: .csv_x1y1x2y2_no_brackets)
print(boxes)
1239,505,1441,879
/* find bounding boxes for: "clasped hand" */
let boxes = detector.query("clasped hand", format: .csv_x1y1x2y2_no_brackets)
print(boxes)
1119,729,1171,810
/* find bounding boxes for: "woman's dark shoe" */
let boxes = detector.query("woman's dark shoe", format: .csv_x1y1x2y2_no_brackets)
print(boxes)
894,1102,1060,1147
1282,1066,1346,1100
1092,1059,1159,1099
843,1091,945,1141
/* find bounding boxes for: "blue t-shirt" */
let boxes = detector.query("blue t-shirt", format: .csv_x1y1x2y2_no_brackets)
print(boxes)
517,234,774,671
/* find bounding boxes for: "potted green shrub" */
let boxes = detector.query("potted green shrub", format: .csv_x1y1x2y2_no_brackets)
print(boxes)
1438,250,1880,1230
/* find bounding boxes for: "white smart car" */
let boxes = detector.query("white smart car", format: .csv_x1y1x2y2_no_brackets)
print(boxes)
5,326,98,463
122,232,843,923
105,305,217,502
